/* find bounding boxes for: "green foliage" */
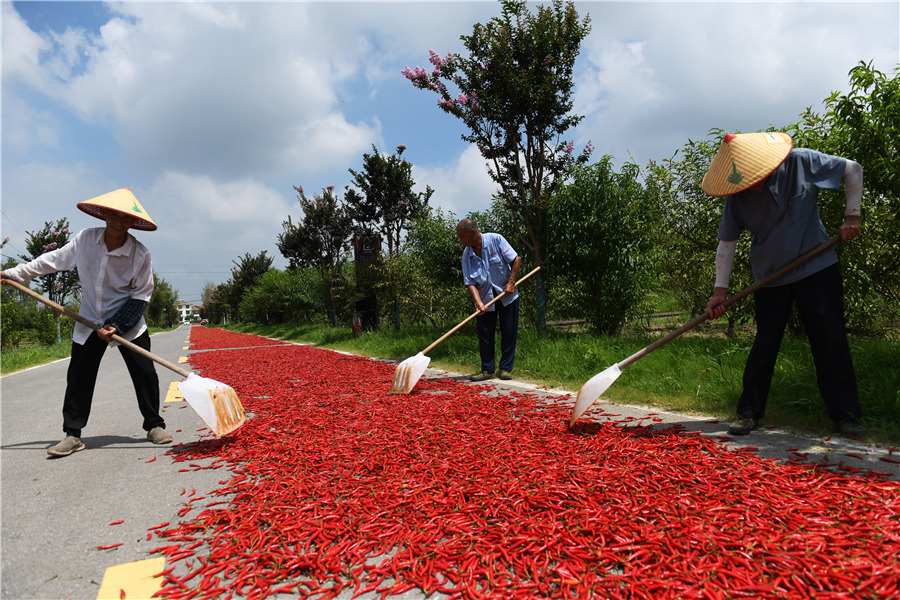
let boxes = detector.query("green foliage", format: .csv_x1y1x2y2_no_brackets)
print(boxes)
19,218,80,306
239,268,319,325
201,282,230,324
643,131,757,334
402,0,592,325
406,207,464,288
789,61,900,332
546,158,656,334
278,186,353,326
396,207,470,327
224,251,275,323
345,145,433,258
147,273,179,328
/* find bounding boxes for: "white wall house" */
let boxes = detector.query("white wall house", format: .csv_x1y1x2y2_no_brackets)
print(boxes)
175,300,201,324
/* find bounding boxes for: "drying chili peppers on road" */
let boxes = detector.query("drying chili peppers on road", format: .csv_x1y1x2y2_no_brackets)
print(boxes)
153,327,900,599
187,326,294,350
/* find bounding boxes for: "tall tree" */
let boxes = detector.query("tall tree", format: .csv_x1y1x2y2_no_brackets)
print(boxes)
402,0,592,325
344,144,433,259
146,273,179,328
277,186,353,325
19,218,80,306
226,251,274,322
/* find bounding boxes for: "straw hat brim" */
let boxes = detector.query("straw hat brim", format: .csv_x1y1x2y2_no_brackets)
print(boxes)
702,132,793,197
77,188,157,231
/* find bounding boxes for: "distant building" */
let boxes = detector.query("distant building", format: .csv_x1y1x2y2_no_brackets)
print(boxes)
175,300,201,324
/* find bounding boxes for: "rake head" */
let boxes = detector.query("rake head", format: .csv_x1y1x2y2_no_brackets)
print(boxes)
569,364,622,427
389,352,431,394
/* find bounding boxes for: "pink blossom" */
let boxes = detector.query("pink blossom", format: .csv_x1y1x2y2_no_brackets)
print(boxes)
298,185,304,194
327,185,335,191
563,140,575,154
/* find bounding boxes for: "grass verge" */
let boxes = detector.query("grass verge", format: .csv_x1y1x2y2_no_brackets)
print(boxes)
0,326,177,376
230,321,900,446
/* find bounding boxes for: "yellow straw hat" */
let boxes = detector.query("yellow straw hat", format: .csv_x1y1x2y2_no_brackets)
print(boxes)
77,187,157,231
701,132,793,197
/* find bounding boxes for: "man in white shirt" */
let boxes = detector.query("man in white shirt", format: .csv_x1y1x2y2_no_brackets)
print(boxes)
457,219,521,381
1,188,172,456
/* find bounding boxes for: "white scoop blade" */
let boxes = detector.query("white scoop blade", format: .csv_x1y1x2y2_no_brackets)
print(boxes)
569,364,622,427
178,373,247,437
389,352,431,394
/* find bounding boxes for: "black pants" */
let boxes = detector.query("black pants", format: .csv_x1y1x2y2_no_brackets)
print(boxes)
62,330,164,437
737,264,861,423
475,298,519,372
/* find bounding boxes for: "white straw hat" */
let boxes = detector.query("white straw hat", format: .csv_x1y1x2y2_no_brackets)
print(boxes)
76,188,157,231
702,132,793,197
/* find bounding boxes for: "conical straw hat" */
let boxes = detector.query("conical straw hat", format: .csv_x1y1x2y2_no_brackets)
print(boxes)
701,132,793,197
77,187,157,231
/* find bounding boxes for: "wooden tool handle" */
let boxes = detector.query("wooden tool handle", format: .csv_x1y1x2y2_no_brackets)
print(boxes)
617,235,842,370
421,265,541,356
3,277,191,377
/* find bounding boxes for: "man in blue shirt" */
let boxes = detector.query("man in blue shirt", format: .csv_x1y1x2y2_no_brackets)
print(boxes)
702,132,865,439
457,219,521,381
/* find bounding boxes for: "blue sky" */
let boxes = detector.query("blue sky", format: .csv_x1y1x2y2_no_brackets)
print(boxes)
3,1,898,304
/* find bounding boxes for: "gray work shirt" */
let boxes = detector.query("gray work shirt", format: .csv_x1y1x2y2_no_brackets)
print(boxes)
718,148,846,287
461,232,518,310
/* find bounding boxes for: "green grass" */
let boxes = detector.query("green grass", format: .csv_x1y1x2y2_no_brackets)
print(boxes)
232,321,900,446
1,340,74,374
0,326,177,375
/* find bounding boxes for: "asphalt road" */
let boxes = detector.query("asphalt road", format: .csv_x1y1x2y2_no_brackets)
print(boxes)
1,325,896,600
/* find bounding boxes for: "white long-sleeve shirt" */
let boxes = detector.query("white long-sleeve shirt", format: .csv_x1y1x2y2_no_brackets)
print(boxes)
4,227,154,345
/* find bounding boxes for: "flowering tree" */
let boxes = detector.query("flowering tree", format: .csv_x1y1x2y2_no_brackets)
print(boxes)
277,186,353,326
402,0,592,325
20,218,80,306
344,144,433,259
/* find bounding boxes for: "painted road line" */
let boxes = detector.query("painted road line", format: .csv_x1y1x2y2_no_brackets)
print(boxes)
96,557,164,600
165,381,185,402
178,357,188,363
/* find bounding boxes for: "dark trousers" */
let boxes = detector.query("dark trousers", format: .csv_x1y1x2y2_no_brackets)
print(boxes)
62,330,163,437
475,298,519,372
738,264,861,423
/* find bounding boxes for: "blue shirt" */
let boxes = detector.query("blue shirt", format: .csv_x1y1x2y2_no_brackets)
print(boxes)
461,232,518,310
718,148,845,287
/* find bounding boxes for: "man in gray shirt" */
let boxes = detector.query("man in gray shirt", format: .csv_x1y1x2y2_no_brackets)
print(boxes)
702,132,865,438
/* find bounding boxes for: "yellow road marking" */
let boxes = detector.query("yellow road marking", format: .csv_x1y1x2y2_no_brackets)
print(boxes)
165,381,185,402
96,557,164,600
178,356,188,363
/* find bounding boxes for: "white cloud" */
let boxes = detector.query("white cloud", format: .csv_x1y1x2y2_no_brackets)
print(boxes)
413,144,498,219
0,2,51,88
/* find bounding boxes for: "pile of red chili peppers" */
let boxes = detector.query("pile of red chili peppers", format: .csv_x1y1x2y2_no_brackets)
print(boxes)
152,328,900,599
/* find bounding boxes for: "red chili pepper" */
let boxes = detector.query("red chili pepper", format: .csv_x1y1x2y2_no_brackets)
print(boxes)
145,456,156,463
98,543,123,550
108,520,124,526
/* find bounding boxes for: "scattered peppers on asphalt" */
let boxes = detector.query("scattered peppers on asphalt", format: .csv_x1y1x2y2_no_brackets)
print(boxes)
146,327,900,599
